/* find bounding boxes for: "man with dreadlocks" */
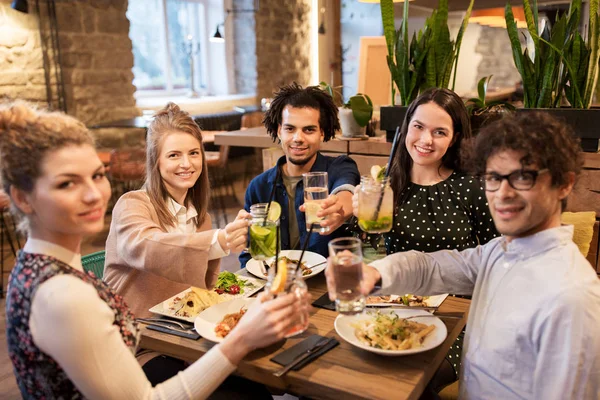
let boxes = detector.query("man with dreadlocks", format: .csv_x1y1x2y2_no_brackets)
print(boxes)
240,82,360,267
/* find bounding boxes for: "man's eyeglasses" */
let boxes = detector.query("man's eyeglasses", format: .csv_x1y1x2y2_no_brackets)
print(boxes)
481,169,549,192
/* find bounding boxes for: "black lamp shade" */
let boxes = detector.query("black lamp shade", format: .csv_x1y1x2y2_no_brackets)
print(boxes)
11,0,28,13
213,26,223,40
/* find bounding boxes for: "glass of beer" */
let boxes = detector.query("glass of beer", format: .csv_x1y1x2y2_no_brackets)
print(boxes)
328,237,365,314
303,172,330,233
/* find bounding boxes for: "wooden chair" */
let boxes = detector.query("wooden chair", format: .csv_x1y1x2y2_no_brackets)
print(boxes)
205,141,235,228
241,111,265,186
0,190,21,298
108,147,146,209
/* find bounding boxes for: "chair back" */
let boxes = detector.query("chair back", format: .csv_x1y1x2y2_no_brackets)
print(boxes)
109,147,146,181
81,250,106,279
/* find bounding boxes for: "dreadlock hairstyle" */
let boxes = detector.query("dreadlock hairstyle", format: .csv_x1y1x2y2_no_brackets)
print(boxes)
262,82,340,142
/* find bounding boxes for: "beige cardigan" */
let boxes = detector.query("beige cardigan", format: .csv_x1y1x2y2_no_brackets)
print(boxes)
104,190,220,318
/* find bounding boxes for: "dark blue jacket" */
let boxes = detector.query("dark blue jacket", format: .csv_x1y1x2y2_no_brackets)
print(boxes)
240,152,360,267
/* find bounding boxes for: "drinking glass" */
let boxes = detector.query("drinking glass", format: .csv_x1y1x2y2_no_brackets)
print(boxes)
328,237,365,314
248,203,278,260
264,256,309,337
303,172,330,234
357,175,393,233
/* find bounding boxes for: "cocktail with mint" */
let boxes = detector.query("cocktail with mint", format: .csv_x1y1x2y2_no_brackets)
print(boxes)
249,202,281,260
357,165,393,234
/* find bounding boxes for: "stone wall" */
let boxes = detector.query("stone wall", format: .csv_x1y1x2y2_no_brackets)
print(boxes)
0,0,139,131
254,0,312,99
475,26,521,90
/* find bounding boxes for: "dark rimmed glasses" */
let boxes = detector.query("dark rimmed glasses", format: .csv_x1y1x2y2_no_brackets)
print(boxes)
481,169,549,192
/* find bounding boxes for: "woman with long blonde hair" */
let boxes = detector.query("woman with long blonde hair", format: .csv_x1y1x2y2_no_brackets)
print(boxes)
104,102,250,319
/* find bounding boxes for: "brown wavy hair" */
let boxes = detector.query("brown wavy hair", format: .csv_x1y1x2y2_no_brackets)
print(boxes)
0,100,95,232
145,102,209,230
389,88,471,207
464,111,583,210
263,82,340,142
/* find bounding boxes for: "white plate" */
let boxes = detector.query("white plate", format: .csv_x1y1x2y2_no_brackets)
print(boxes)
366,294,449,308
245,250,327,280
195,298,256,342
334,309,448,356
148,274,265,323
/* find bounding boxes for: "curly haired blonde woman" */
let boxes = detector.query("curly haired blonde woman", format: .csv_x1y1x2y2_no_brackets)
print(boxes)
2,101,306,399
104,103,250,319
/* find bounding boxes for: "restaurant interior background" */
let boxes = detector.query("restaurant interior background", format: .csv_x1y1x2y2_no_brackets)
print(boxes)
0,0,599,397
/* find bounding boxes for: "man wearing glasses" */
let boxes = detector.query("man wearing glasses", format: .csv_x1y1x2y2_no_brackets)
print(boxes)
326,112,600,399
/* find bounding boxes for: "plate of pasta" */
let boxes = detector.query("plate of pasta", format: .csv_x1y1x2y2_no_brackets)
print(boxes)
334,309,447,356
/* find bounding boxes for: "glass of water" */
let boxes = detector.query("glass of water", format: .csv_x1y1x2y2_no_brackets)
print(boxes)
302,172,330,234
328,237,365,314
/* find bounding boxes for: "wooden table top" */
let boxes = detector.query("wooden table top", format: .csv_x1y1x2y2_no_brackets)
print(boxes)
140,273,469,400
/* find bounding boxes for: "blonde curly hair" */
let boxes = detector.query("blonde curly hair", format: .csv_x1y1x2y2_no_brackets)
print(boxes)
0,101,95,232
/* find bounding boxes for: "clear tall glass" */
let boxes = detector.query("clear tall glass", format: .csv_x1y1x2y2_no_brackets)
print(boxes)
264,260,309,337
303,172,330,233
248,203,278,260
328,237,365,315
358,176,393,233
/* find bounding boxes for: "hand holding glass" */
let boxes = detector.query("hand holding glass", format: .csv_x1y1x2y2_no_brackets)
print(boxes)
303,172,330,233
357,176,393,233
328,237,365,314
248,203,278,260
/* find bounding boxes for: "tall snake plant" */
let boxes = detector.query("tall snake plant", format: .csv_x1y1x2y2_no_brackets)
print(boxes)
380,0,474,106
505,0,599,108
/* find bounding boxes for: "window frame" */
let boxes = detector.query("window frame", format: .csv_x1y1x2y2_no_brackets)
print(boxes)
130,0,212,98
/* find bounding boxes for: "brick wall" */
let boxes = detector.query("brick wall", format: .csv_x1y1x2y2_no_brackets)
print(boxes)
0,0,139,128
254,0,312,99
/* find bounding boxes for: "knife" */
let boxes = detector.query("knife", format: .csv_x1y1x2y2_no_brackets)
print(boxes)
273,337,333,377
366,304,438,310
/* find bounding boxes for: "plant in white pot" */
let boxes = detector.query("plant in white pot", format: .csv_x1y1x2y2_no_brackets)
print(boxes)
319,82,373,137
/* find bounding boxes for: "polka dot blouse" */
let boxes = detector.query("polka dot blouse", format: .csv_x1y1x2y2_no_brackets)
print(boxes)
382,171,499,254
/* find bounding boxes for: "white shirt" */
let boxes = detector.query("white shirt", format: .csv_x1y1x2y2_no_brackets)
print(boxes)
27,238,236,399
371,225,600,400
166,197,228,260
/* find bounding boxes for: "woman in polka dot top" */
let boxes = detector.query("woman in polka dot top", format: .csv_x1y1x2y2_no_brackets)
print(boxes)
355,87,498,255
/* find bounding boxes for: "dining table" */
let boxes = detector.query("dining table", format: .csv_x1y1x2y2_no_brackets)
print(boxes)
140,270,470,400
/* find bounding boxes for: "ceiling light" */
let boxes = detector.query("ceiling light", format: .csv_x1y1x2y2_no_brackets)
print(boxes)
210,24,224,43
11,0,28,13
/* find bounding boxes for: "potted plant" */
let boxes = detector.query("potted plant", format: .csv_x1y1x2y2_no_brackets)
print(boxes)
320,82,373,138
379,0,474,142
466,75,516,135
505,0,600,151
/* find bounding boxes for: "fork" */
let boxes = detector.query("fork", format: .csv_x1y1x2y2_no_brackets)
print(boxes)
136,318,191,330
404,313,463,320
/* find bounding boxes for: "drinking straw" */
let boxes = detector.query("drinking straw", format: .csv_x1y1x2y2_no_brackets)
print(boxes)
373,125,401,220
263,166,281,226
297,224,315,270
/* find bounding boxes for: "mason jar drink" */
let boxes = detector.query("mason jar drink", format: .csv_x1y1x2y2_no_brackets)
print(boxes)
264,258,309,337
303,171,330,233
248,203,278,260
328,237,365,315
357,175,393,233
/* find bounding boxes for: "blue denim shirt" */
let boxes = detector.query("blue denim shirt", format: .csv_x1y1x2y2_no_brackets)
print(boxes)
240,152,360,267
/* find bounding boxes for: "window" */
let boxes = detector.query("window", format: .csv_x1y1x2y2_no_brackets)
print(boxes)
128,0,219,95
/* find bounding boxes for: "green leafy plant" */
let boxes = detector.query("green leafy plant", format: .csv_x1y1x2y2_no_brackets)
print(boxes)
505,0,600,108
465,76,516,115
319,82,373,127
380,0,474,106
